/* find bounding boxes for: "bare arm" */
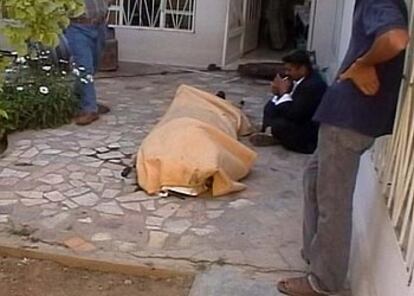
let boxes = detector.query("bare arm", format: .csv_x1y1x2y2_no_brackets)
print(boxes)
358,29,409,66
340,29,409,96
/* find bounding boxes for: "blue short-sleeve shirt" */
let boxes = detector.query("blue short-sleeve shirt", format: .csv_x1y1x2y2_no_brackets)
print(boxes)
314,0,408,137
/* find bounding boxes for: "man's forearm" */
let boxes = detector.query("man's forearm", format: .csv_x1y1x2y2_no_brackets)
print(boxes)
358,29,409,66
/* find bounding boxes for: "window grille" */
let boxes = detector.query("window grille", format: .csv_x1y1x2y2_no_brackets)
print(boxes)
374,0,414,284
107,0,196,31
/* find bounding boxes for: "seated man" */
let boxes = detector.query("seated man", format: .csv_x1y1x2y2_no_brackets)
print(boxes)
250,50,327,154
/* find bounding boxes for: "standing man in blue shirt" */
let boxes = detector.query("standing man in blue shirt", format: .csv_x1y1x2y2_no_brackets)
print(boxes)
65,0,112,126
277,0,409,295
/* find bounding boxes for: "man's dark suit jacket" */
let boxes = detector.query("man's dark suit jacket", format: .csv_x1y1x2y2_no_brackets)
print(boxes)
263,71,327,154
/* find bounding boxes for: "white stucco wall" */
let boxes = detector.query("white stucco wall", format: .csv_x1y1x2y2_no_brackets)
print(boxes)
351,153,413,296
337,0,355,62
308,0,346,81
114,0,227,68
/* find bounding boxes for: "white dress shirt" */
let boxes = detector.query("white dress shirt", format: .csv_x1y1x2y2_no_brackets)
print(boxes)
271,77,305,106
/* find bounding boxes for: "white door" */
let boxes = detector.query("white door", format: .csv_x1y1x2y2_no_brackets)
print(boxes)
242,0,262,53
222,0,245,65
307,0,346,82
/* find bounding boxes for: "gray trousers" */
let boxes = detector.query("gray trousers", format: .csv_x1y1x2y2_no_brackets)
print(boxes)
303,124,374,292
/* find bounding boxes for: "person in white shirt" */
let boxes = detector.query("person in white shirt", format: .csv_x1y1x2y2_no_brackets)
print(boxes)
249,50,327,154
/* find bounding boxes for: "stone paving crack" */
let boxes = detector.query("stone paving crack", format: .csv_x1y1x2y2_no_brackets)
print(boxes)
28,237,68,249
127,252,307,275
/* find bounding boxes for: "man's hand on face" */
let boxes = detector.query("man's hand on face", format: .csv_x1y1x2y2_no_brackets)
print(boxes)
271,76,281,95
278,76,292,95
271,74,292,95
339,59,380,96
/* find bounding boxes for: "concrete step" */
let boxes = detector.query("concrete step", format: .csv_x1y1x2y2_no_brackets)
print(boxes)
189,266,282,296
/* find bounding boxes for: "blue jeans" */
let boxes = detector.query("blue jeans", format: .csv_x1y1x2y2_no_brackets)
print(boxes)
64,23,106,113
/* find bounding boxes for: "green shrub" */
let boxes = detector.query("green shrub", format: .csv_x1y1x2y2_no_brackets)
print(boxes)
0,49,80,131
0,0,84,134
0,0,85,133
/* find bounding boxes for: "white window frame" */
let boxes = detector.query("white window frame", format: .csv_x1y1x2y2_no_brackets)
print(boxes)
107,0,196,32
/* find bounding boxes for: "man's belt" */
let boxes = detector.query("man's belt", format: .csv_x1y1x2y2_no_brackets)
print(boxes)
71,15,105,25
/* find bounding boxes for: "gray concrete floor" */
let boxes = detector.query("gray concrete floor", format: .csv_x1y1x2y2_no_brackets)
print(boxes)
0,63,316,294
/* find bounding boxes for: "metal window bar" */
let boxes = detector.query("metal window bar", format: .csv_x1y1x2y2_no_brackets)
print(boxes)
165,0,193,30
108,0,195,31
373,0,414,283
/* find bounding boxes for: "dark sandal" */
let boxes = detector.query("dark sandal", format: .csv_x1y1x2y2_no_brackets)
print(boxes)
249,133,280,147
277,276,329,296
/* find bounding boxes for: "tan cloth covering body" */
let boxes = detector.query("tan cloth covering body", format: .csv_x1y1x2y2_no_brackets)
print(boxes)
136,85,257,197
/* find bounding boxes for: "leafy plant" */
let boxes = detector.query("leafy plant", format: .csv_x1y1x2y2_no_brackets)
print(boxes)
0,0,84,53
0,49,80,131
0,107,6,119
0,0,85,133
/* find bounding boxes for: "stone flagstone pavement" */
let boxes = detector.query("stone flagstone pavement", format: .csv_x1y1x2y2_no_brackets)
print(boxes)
0,63,328,295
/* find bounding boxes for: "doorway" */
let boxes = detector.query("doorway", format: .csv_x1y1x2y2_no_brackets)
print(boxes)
222,0,313,67
241,0,312,64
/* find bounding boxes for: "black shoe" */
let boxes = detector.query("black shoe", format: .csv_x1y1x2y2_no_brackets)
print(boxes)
216,91,226,100
249,133,279,147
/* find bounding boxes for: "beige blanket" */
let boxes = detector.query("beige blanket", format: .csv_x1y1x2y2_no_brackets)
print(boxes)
136,85,257,197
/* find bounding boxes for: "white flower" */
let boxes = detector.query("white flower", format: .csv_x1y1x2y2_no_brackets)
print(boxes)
59,59,69,64
16,86,24,91
39,86,49,95
42,66,52,71
61,70,67,75
80,78,89,84
16,57,26,63
86,74,94,83
72,68,80,76
78,66,86,71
